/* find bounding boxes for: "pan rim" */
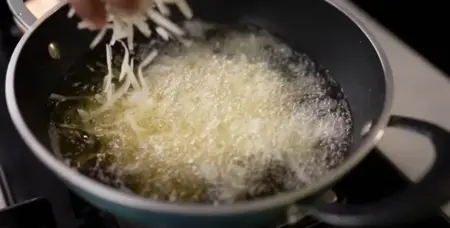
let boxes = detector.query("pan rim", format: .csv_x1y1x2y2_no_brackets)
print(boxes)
5,0,393,216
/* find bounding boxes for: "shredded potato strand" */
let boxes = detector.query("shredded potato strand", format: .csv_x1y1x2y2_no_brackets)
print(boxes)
88,0,192,50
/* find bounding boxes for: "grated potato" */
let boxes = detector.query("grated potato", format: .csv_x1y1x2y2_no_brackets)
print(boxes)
51,30,352,204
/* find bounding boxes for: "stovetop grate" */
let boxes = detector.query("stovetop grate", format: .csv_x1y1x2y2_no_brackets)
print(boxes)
0,151,449,228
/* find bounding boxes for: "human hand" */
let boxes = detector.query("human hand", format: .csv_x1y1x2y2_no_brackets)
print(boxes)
68,0,142,29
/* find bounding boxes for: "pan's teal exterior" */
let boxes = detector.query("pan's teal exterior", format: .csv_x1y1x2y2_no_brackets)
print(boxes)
67,182,333,228
70,183,286,228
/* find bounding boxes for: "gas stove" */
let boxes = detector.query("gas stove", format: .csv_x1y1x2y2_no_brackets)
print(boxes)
1,1,450,227
0,145,449,228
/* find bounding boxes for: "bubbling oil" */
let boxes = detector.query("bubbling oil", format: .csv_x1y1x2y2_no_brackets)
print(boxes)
48,25,353,204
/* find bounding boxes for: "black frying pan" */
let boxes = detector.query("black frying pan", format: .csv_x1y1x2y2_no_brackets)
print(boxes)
5,0,450,227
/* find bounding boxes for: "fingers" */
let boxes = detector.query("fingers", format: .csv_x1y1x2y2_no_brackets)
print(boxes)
69,0,145,30
108,0,142,15
69,0,107,29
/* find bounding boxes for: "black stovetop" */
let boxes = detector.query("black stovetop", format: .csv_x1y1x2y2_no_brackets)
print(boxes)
0,3,450,227
0,68,449,227
0,120,449,228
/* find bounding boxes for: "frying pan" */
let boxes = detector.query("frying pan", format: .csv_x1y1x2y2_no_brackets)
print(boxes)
6,0,450,227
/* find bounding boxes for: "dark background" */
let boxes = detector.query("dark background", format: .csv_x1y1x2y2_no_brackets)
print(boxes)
0,0,17,55
351,0,450,76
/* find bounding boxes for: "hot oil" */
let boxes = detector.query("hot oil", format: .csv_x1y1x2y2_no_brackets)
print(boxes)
48,22,353,204
48,40,132,191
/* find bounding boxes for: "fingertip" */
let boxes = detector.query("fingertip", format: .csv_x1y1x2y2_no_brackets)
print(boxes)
70,0,107,29
109,0,145,16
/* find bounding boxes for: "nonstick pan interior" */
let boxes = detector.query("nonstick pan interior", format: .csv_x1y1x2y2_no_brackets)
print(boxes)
46,20,355,203
11,0,387,202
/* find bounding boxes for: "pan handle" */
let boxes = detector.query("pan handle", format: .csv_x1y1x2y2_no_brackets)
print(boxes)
7,0,37,30
308,115,450,226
